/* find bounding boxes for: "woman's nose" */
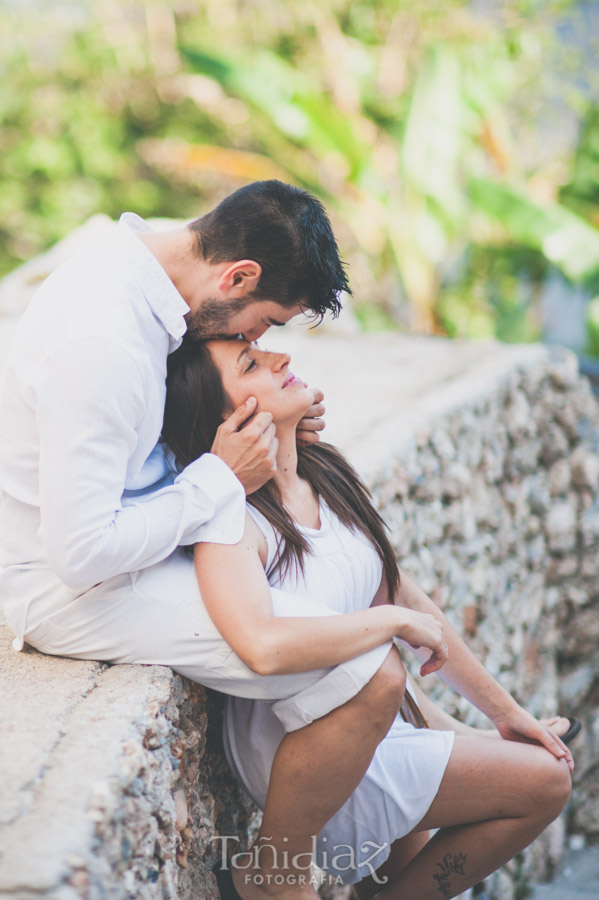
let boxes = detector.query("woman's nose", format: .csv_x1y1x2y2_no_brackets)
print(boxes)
255,349,290,370
271,351,290,371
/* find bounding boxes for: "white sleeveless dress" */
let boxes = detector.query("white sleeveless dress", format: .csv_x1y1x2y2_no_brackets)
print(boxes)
223,501,455,885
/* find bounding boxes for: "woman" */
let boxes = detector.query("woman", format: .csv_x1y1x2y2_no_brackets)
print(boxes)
163,336,574,900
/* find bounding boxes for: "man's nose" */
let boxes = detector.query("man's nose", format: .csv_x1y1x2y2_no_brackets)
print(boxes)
242,325,268,342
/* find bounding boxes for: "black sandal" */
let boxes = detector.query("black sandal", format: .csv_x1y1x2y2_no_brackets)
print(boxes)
561,716,582,745
213,863,245,900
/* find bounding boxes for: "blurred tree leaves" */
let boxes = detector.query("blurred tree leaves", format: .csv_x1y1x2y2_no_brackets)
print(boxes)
0,3,226,273
1,0,598,344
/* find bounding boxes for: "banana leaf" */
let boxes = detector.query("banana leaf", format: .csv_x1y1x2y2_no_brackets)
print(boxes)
180,45,372,180
401,47,465,222
470,177,599,284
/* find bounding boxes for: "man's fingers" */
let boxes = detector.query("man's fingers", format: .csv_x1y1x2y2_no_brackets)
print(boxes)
267,435,279,466
296,431,320,447
299,416,325,433
263,421,277,447
223,396,258,432
245,411,275,436
210,398,278,494
261,424,277,456
305,387,324,405
297,386,325,449
306,402,325,419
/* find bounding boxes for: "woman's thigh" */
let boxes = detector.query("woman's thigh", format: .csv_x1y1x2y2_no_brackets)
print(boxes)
23,550,343,704
413,735,571,832
24,549,229,666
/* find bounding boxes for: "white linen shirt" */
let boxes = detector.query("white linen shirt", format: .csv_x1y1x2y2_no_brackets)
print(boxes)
0,213,245,612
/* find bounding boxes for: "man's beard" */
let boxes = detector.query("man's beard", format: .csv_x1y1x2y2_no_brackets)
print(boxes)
185,296,254,340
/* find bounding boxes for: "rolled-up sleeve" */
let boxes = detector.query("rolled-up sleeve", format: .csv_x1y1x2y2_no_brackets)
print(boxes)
35,338,245,591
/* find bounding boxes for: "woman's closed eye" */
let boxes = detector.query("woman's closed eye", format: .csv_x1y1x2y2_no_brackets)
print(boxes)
245,357,257,373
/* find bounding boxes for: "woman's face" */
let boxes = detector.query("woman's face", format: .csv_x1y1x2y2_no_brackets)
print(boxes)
208,339,314,424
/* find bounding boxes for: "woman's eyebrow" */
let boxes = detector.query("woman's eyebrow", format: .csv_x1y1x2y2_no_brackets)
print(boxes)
237,346,250,365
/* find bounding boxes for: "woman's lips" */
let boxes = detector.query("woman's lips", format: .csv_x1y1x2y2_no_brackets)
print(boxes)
282,372,302,388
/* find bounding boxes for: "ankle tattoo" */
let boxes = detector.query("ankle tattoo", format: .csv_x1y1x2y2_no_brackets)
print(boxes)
432,852,468,898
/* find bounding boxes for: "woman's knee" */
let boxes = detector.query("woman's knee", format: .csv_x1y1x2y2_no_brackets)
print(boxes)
359,646,406,729
523,750,572,823
543,757,572,820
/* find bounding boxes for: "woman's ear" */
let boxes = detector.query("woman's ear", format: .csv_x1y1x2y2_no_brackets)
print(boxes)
218,260,262,296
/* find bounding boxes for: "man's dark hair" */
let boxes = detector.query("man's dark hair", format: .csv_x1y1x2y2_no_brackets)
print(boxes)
187,180,350,320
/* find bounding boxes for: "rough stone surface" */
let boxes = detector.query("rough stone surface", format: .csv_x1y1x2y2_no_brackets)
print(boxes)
0,614,255,900
1,220,598,900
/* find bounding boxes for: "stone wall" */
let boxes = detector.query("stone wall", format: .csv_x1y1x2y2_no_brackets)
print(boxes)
0,219,256,900
365,348,599,898
0,626,255,900
1,221,598,900
270,330,599,899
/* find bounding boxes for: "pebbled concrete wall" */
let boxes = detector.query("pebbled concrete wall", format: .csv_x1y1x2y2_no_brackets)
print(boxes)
368,348,599,898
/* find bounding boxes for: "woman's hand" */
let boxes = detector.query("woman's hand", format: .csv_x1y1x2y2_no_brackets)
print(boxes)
297,387,325,446
398,609,449,676
493,704,574,773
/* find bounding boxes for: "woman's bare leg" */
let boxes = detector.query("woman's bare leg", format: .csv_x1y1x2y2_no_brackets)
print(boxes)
233,648,407,900
375,735,571,900
355,832,431,900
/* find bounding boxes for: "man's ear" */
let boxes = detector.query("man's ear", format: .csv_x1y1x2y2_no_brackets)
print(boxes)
218,260,262,296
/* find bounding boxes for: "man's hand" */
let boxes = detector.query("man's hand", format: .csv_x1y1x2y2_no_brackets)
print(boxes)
297,387,325,446
211,396,278,494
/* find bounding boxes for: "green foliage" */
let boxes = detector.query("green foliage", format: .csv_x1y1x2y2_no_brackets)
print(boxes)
470,177,599,285
178,1,598,338
0,7,225,276
565,107,599,211
560,102,599,294
585,296,599,358
1,0,597,347
436,245,546,342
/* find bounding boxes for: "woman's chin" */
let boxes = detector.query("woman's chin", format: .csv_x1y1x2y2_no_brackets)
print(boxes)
261,389,314,428
271,405,312,430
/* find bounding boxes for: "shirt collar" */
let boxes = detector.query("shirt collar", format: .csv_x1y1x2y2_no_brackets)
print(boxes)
118,212,190,343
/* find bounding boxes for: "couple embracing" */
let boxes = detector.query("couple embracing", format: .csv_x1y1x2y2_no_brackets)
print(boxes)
0,181,574,900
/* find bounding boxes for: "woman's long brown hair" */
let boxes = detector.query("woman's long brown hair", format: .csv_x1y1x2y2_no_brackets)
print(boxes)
163,338,400,602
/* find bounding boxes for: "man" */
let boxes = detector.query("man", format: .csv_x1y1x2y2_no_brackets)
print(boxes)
0,181,405,900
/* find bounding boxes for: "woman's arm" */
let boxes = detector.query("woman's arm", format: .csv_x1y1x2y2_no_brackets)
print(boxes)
394,569,573,769
194,516,448,676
